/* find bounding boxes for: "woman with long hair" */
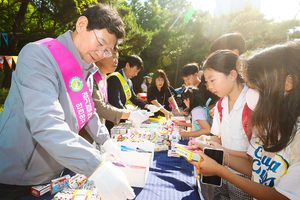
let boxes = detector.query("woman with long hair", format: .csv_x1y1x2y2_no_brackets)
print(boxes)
190,42,300,199
147,69,180,119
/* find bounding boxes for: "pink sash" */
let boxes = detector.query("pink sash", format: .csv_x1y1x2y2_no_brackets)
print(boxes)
37,38,94,131
93,71,107,103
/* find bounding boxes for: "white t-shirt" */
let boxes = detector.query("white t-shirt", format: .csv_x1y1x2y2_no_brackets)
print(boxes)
211,84,249,151
247,129,300,199
191,107,206,131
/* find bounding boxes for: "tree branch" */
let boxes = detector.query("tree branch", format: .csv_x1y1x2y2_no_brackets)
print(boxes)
0,0,30,12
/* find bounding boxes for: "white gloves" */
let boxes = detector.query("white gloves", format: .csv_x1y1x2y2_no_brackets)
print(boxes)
128,110,149,124
90,161,135,200
103,139,121,162
147,104,161,113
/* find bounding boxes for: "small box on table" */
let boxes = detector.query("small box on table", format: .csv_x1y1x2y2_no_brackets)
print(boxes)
31,184,50,197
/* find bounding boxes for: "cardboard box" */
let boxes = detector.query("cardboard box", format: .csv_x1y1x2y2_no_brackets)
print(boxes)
72,190,90,200
168,149,180,157
117,142,154,187
117,142,154,165
68,174,87,189
50,174,71,194
31,184,50,197
154,144,169,152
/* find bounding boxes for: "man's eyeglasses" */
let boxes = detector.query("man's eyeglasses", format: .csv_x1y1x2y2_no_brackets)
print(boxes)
93,30,112,58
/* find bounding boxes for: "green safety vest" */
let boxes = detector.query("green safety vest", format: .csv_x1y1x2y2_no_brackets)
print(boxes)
108,72,134,106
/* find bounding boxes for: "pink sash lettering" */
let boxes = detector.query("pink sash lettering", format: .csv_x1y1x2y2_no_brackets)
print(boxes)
37,38,94,131
93,71,107,103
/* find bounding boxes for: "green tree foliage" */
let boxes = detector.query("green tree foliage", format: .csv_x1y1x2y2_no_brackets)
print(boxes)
0,0,120,88
130,0,212,86
0,0,99,55
116,1,153,58
129,1,300,87
1,0,300,90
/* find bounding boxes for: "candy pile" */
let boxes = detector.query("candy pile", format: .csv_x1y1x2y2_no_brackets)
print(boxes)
111,120,186,157
53,174,100,200
31,173,100,200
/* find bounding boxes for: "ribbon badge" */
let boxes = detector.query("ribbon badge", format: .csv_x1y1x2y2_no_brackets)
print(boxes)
69,77,83,92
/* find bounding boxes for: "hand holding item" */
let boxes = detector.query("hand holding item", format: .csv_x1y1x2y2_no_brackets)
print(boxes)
196,135,211,143
209,141,224,149
128,110,150,124
103,139,122,162
175,107,180,116
90,161,135,200
147,104,161,113
188,140,199,148
188,138,211,150
162,110,173,120
179,129,188,137
188,151,221,177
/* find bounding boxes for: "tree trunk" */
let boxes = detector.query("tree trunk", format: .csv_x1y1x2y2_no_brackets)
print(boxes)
51,19,57,38
174,50,179,88
3,1,29,89
8,1,29,55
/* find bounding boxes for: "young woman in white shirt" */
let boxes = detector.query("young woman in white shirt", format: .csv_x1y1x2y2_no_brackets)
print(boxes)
190,50,252,200
190,42,300,200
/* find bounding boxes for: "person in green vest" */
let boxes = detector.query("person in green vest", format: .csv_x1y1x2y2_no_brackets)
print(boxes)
106,55,159,130
79,48,149,142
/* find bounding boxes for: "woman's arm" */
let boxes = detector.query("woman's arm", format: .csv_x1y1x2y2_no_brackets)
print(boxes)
177,122,192,127
220,169,288,200
189,141,252,176
151,99,173,119
168,96,180,116
225,153,253,177
209,141,249,160
191,151,289,200
180,120,211,137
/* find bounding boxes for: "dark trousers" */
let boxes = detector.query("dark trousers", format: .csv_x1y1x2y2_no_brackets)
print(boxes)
0,183,31,200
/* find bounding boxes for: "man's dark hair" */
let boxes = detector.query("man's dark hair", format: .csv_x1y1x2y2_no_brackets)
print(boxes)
210,33,245,55
82,4,125,41
125,55,144,70
181,63,199,77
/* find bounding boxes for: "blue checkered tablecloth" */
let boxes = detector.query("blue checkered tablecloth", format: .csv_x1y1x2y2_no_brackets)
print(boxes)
133,141,200,200
18,141,199,200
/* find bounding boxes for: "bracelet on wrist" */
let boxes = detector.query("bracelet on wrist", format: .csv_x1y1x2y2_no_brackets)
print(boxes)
225,153,230,169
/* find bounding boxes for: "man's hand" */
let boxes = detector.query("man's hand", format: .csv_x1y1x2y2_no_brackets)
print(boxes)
103,139,122,162
128,110,150,124
146,104,161,113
